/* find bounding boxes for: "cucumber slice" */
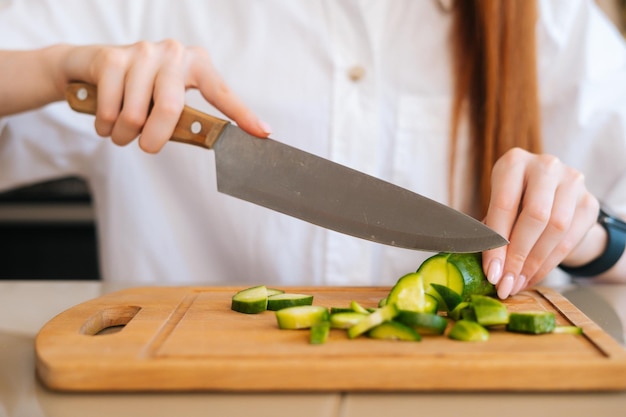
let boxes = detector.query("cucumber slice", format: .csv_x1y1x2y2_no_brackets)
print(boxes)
350,300,370,315
429,283,462,312
506,311,556,334
387,273,438,313
419,252,495,301
329,312,368,329
275,305,330,330
367,321,421,342
378,297,388,307
471,295,509,326
553,325,583,335
231,285,268,314
448,301,471,321
448,319,490,342
267,293,314,311
266,288,285,297
395,311,448,335
310,321,331,344
347,304,399,339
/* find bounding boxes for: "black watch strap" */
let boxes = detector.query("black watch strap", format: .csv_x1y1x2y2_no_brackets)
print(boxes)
560,205,626,277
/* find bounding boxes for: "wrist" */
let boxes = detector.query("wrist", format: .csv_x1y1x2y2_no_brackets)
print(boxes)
560,205,626,277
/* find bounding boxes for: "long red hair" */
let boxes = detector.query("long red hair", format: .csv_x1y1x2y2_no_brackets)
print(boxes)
450,0,542,216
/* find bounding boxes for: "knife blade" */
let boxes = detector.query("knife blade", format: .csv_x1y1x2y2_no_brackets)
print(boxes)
65,82,507,253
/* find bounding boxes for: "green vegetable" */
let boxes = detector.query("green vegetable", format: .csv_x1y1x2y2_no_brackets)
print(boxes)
471,295,509,327
231,285,268,314
506,311,556,334
395,311,448,335
367,321,421,342
275,305,330,330
448,320,490,342
347,304,399,339
310,321,331,344
267,293,314,311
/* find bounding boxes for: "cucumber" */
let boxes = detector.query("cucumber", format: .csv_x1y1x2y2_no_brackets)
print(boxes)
429,283,462,313
310,321,331,344
506,311,556,334
231,285,268,314
448,301,471,321
419,252,495,301
552,325,583,335
350,300,370,315
266,288,285,297
329,312,368,329
267,293,314,311
367,321,421,342
448,319,490,342
471,295,509,326
386,272,439,313
275,305,330,330
347,304,399,339
395,311,448,335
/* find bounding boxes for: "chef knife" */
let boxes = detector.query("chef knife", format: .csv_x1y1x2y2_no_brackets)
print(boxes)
65,82,507,253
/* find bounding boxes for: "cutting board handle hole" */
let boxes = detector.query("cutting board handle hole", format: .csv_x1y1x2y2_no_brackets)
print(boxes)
80,306,142,336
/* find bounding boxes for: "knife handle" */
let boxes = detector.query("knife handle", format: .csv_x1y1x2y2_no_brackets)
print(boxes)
65,82,229,149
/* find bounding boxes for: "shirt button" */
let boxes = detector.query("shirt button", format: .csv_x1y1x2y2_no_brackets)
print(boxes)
347,65,366,82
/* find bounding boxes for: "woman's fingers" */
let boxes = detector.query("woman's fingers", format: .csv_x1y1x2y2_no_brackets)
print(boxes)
483,148,598,298
62,40,269,152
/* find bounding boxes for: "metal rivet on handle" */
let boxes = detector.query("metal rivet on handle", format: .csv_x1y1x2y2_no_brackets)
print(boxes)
191,121,202,134
76,87,88,101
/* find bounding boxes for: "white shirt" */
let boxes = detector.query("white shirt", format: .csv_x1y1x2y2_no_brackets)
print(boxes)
0,0,625,286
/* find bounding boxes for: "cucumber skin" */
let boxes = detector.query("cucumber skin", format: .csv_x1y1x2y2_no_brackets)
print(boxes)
448,320,490,342
367,321,421,342
231,285,268,314
506,312,556,334
267,294,314,311
447,253,496,300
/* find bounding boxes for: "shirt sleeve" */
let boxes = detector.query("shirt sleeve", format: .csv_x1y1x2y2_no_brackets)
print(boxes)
536,0,626,216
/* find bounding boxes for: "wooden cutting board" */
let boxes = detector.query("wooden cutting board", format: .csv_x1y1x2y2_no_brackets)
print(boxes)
35,286,626,392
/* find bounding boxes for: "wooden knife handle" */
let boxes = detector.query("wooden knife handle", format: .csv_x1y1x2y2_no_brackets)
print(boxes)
65,82,230,149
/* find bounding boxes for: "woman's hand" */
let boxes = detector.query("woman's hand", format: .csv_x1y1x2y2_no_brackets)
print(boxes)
0,41,270,153
60,40,271,152
481,148,600,299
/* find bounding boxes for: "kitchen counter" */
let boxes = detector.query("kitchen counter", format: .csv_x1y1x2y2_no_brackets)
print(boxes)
1,280,626,417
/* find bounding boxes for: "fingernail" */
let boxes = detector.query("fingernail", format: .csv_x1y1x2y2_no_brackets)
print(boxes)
487,259,502,285
497,273,515,299
512,275,527,295
258,120,272,136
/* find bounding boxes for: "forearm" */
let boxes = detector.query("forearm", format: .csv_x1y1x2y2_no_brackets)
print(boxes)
0,45,71,116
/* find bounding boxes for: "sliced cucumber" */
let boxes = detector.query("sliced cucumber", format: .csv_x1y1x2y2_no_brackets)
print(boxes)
387,273,438,313
419,252,495,301
231,285,268,314
347,304,399,339
506,311,556,334
552,325,583,335
395,311,448,335
448,301,471,321
329,312,368,329
367,321,421,342
310,321,331,344
429,283,462,313
275,305,330,330
471,295,509,326
378,297,388,307
350,300,370,315
267,293,314,311
448,319,490,342
266,288,285,297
